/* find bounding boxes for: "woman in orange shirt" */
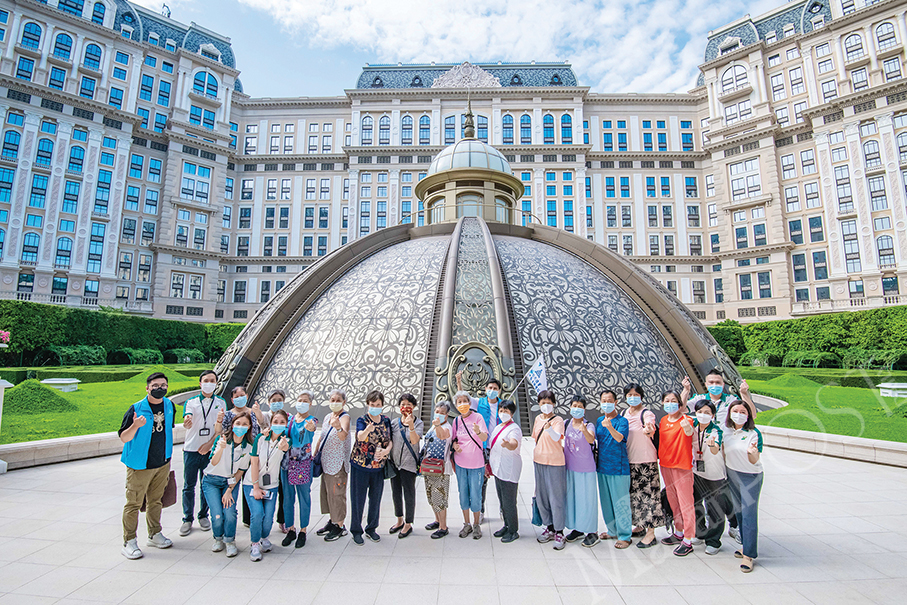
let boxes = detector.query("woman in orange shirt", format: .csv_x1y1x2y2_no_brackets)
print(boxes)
657,390,695,556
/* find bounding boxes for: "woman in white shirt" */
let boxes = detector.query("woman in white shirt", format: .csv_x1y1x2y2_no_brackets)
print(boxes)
244,410,290,562
489,401,522,543
723,403,764,573
201,414,253,558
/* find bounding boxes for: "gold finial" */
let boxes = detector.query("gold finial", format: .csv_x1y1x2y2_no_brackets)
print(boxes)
464,89,475,139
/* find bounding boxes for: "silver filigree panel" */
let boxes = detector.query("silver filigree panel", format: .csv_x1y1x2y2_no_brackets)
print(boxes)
495,236,689,413
253,237,448,409
451,218,497,345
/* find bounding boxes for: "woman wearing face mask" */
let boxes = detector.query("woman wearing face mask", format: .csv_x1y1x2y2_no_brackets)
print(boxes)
245,410,290,561
691,400,728,556
350,390,393,545
388,393,424,538
313,389,352,542
263,390,289,533
562,395,598,548
724,403,763,573
532,390,567,550
202,414,253,558
280,391,318,548
658,390,696,556
619,384,662,548
422,403,453,539
452,391,489,539
595,390,632,549
488,400,522,542
222,387,261,436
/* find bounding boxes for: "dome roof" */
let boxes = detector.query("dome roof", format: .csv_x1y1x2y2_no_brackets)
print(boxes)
428,138,513,176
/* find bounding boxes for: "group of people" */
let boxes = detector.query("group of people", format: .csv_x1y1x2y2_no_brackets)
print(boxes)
119,368,764,573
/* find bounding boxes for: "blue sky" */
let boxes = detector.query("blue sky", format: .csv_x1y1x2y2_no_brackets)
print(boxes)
138,0,784,98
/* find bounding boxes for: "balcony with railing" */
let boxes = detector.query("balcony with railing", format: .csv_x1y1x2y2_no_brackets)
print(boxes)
0,290,154,313
792,294,907,315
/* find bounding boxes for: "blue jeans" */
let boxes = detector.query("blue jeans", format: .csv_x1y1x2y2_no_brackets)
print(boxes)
243,484,279,543
201,475,240,541
455,465,484,513
726,469,763,559
280,468,312,530
182,450,210,523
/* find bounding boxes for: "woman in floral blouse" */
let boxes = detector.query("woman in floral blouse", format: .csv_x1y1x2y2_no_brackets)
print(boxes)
348,390,392,546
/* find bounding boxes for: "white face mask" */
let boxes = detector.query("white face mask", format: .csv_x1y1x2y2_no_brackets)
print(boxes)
730,411,749,426
498,412,512,424
540,403,554,415
200,382,216,395
696,412,713,425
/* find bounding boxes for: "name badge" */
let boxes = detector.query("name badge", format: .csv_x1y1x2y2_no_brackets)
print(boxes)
695,459,705,473
261,473,271,486
198,428,211,437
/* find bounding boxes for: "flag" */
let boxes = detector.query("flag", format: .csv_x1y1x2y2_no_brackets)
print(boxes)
526,355,548,393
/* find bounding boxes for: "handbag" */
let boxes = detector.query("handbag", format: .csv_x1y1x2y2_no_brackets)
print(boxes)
419,428,448,475
531,496,543,526
384,455,398,480
140,470,177,512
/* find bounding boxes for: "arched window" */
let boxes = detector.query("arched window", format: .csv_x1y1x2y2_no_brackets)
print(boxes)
55,237,73,267
401,115,413,145
561,114,573,143
878,235,895,267
58,1,84,17
477,115,488,142
419,115,430,145
92,2,107,25
361,116,373,145
2,131,21,160
193,71,218,97
53,34,73,60
520,114,532,144
844,33,864,61
21,233,40,263
721,65,748,93
898,132,907,163
68,145,85,172
444,115,456,144
456,192,481,218
877,22,897,51
502,114,514,144
83,44,102,70
543,114,555,144
20,23,42,50
36,138,54,166
378,116,390,145
863,140,881,168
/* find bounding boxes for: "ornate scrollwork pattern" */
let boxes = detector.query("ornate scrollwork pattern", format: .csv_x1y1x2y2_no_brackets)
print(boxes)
452,218,497,345
252,237,448,408
495,236,689,414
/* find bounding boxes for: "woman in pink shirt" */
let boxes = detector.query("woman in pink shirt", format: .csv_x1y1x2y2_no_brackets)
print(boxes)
452,391,488,540
531,390,567,551
620,383,663,548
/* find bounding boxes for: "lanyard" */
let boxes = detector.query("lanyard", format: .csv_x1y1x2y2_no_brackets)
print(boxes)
262,436,282,472
199,398,214,428
229,443,244,475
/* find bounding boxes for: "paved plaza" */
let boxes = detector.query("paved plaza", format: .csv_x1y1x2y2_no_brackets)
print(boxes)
0,442,906,604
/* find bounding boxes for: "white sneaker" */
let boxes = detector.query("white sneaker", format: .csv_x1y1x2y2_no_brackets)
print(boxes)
146,533,173,549
691,538,703,545
211,538,225,552
728,527,742,544
225,541,238,557
705,545,720,555
198,517,211,531
250,542,262,562
122,539,143,560
179,521,192,536
261,538,272,552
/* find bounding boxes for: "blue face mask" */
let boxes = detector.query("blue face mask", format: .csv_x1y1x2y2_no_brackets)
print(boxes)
295,401,310,414
570,407,585,419
434,413,446,423
233,396,247,408
486,389,499,401
601,401,615,414
232,425,249,437
368,406,383,417
270,424,287,436
664,401,679,414
627,395,642,406
708,385,724,397
270,400,284,412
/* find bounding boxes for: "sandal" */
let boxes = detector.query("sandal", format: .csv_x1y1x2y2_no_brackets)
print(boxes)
599,532,616,540
615,539,632,549
740,556,754,573
734,550,743,559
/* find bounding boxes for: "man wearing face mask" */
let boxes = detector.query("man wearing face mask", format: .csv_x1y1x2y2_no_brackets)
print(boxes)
681,369,756,430
119,372,176,560
179,370,226,537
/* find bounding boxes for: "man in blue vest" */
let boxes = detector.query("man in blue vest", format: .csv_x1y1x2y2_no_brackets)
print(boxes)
119,372,176,560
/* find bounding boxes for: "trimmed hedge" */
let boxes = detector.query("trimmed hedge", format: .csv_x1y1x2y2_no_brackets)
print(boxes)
3,380,78,414
205,323,244,359
32,345,107,367
164,349,205,364
739,367,907,389
707,320,746,363
781,350,842,368
108,348,164,365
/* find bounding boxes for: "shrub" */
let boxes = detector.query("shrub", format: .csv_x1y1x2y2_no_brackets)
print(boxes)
739,350,784,367
32,345,107,367
124,365,199,387
205,323,244,360
164,349,205,364
108,348,164,365
3,380,78,414
707,321,746,363
782,350,841,368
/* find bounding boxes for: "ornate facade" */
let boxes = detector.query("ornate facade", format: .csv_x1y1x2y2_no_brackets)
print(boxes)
0,0,906,325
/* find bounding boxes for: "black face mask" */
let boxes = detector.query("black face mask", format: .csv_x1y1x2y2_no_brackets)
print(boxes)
150,387,168,399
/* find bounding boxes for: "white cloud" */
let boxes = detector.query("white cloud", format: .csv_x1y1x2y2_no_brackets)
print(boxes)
233,0,782,93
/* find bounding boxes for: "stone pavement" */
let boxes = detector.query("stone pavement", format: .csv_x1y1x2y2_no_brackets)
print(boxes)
1,441,906,604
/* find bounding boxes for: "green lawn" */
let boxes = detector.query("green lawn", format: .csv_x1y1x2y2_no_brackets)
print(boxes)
0,367,196,445
752,374,907,443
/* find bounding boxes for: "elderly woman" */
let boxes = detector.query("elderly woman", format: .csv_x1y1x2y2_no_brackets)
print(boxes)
422,402,453,539
314,388,352,542
389,393,424,538
349,390,393,545
532,390,566,550
280,390,317,548
452,390,488,539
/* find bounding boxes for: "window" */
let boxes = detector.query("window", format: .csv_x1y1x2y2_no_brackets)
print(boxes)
83,44,102,70
800,149,816,175
789,219,803,245
877,22,897,51
821,79,837,102
869,176,887,211
770,73,786,101
53,33,73,60
758,271,772,298
401,115,413,145
875,216,892,231
736,226,748,249
835,165,853,213
361,116,373,145
852,68,868,92
20,23,41,50
818,58,834,74
620,177,630,198
687,205,700,227
884,57,903,81
86,223,105,273
768,54,781,68
724,100,752,124
789,67,804,95
849,280,864,299
92,2,106,24
157,80,171,106
378,116,390,145
785,186,801,213
863,140,882,169
729,158,760,200
192,71,218,97
844,34,865,62
753,223,767,246
502,114,514,144
520,114,532,144
561,114,572,143
16,57,34,81
143,190,158,214
35,138,53,167
781,154,796,179
543,114,555,144
812,250,828,281
29,174,48,208
419,116,430,145
878,235,896,267
721,65,748,93
739,274,752,300
842,219,861,273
